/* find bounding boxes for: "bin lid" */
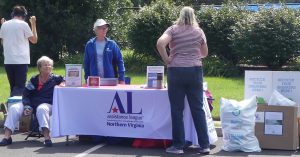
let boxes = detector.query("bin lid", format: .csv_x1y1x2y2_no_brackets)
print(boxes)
7,96,22,103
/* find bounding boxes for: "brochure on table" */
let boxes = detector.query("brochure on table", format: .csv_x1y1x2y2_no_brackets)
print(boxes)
245,70,300,114
88,76,100,87
146,66,164,89
65,64,82,87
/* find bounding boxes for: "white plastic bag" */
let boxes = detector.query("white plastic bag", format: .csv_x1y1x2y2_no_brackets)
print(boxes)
220,96,261,152
203,92,218,144
268,90,296,106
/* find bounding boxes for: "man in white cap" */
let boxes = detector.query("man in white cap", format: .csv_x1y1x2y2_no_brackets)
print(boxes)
84,19,125,84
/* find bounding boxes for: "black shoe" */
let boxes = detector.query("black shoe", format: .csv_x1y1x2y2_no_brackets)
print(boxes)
0,103,7,114
0,137,12,146
44,139,53,147
183,140,192,149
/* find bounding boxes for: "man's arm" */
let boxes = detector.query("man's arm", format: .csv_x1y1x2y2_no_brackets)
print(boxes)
28,16,38,44
0,18,5,24
84,43,91,82
113,42,125,83
0,18,5,45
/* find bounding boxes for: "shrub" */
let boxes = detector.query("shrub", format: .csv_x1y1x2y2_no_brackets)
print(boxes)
57,52,84,66
56,49,160,73
128,0,178,60
203,56,241,77
282,56,300,71
197,3,248,65
122,50,162,73
231,7,300,69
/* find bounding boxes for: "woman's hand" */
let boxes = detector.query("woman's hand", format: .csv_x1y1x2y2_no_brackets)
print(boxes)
24,109,32,116
23,106,33,116
119,80,125,84
164,56,172,65
58,82,65,87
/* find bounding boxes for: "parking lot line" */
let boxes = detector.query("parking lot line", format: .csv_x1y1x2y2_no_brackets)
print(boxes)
74,144,106,157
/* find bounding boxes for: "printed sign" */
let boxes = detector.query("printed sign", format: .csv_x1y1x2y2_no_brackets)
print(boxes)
272,71,300,107
264,112,283,135
65,64,82,87
244,71,273,101
146,66,164,89
88,76,100,87
245,71,300,115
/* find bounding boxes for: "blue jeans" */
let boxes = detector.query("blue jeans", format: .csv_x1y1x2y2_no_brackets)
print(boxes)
167,67,209,149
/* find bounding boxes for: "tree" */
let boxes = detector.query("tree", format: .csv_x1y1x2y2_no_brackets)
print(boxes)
0,0,133,64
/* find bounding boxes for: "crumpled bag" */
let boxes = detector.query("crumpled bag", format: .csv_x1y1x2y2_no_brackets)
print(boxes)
268,90,296,106
220,96,261,152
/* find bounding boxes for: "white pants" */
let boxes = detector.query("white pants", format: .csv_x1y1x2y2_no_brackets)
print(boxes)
4,103,52,133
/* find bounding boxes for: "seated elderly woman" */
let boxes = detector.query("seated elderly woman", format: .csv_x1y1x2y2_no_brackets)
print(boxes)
0,56,64,147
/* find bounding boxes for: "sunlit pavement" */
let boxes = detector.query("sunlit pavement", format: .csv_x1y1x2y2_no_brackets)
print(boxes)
0,128,300,157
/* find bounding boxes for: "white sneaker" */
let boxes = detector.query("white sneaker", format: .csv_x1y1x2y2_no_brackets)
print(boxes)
166,146,184,154
199,148,210,154
189,145,201,148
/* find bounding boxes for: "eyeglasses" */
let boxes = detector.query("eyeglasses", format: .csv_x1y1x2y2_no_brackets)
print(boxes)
96,26,108,30
41,65,53,68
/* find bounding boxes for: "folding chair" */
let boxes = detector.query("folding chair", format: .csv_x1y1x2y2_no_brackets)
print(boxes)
25,114,43,140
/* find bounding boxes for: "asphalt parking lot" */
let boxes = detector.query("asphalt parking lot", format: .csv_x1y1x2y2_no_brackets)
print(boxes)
1,128,300,157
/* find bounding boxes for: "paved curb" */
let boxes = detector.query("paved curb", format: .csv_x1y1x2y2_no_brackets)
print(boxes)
216,127,222,137
0,116,225,137
214,121,223,137
0,112,4,128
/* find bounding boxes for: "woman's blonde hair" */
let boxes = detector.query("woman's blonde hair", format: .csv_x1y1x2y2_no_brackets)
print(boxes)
175,6,199,27
37,56,54,71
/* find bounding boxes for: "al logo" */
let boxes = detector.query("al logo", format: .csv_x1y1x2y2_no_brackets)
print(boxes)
107,92,142,114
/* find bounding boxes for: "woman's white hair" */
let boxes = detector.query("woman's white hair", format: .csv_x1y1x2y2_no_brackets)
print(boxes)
175,6,199,27
37,56,54,70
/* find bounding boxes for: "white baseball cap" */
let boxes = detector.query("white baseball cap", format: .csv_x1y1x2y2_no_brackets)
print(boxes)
93,19,110,30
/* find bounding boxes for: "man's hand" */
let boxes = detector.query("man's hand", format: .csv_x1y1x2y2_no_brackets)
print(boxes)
28,16,38,44
1,18,6,25
119,80,125,85
29,16,36,25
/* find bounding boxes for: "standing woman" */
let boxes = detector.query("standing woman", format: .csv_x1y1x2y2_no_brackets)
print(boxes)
156,6,210,154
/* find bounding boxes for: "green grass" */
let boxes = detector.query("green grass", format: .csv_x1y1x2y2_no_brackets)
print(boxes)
204,77,244,120
0,67,244,120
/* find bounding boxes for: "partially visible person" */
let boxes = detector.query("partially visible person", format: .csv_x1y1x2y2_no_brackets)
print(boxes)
0,5,38,96
156,6,210,154
0,56,64,147
84,19,125,84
